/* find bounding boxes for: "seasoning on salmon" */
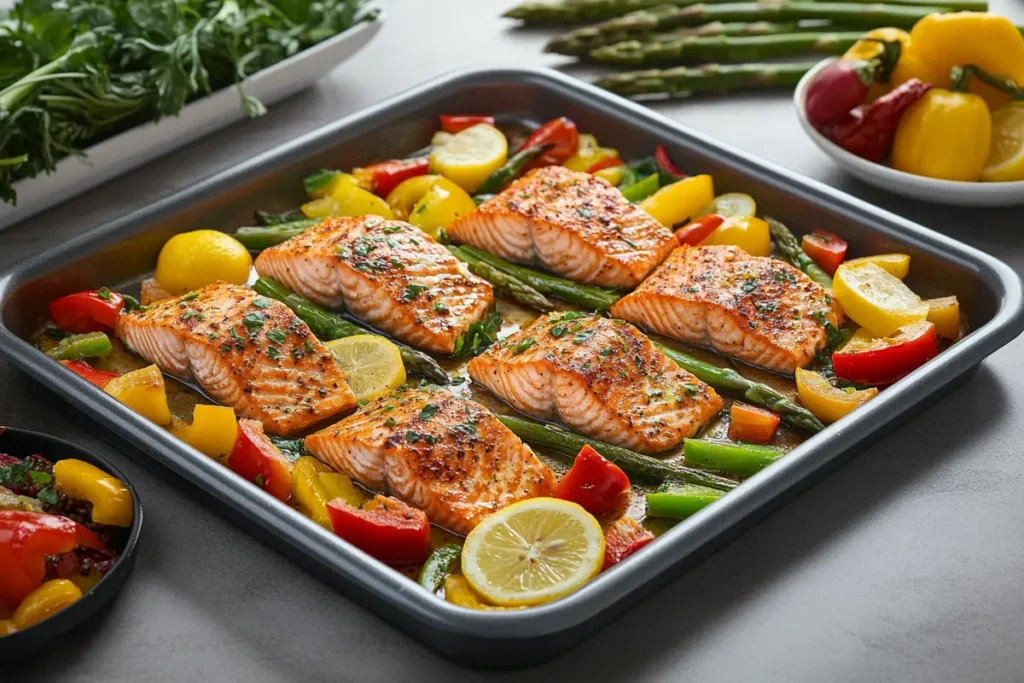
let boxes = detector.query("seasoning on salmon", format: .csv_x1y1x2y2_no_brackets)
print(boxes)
304,387,556,535
447,166,677,288
466,313,723,454
253,216,494,355
611,245,842,374
115,282,356,436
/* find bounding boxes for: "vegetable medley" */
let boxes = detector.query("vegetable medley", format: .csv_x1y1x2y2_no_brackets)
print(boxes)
34,113,964,610
1,452,132,636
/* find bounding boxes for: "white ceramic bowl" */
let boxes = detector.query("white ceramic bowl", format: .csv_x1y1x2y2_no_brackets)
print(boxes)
794,58,1024,207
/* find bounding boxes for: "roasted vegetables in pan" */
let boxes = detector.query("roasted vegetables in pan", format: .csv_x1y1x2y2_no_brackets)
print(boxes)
35,114,963,609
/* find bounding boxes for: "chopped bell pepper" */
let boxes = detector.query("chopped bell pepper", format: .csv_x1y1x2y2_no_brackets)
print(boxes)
327,495,430,565
555,445,631,519
385,174,444,219
227,419,293,502
11,579,82,630
833,262,928,337
676,214,724,246
49,289,124,334
408,178,477,239
47,331,112,361
0,511,102,614
593,164,623,186
586,157,623,174
352,157,430,198
833,321,937,386
728,403,781,444
180,405,238,464
440,115,495,134
638,174,714,227
654,145,687,180
292,456,365,528
602,515,655,571
843,253,910,279
564,133,619,172
646,480,723,520
303,170,356,199
801,231,848,276
925,296,960,339
59,360,118,388
620,173,660,203
103,364,171,426
795,368,879,424
519,116,579,168
52,459,133,527
301,177,395,220
699,215,772,257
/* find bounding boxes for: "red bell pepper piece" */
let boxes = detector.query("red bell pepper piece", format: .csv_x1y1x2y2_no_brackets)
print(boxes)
602,515,655,571
833,321,938,386
676,214,725,246
585,157,623,174
48,289,124,334
830,79,932,163
555,445,631,519
801,230,848,276
654,144,687,179
327,495,430,565
0,511,102,613
59,361,118,388
519,116,579,168
354,158,430,197
227,419,293,502
728,403,781,444
439,115,496,134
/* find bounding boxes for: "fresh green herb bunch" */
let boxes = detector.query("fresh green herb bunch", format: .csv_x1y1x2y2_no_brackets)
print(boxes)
0,0,378,204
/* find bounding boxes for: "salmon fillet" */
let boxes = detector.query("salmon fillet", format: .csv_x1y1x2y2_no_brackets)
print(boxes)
254,216,494,355
448,166,677,288
116,282,356,436
467,312,723,454
304,387,556,535
611,245,841,374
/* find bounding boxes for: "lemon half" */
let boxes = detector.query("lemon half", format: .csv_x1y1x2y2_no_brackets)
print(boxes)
982,103,1024,183
324,335,406,402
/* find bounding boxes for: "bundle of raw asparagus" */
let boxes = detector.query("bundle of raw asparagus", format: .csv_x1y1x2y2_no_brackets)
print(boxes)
501,0,1004,98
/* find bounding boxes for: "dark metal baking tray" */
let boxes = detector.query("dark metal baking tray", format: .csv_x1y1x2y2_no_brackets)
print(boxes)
1,67,1021,669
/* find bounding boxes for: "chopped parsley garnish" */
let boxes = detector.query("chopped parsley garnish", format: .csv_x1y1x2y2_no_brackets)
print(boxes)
512,337,536,355
741,278,758,293
229,327,246,347
266,329,287,344
386,237,398,249
434,301,448,313
182,291,200,301
181,310,205,321
577,207,594,218
686,286,699,294
37,486,58,505
354,237,376,257
550,324,569,338
419,404,437,421
254,474,265,488
403,283,429,301
337,246,353,259
96,287,112,300
681,383,698,396
384,417,397,428
253,297,273,309
383,225,402,233
242,312,266,329
573,329,595,344
599,347,615,357
267,346,280,360
28,470,51,485
621,238,639,249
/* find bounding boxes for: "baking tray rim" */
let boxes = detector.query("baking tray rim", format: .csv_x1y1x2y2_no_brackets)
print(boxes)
0,66,1022,641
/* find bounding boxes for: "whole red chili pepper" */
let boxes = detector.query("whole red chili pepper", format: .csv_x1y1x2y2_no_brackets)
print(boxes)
830,79,932,163
804,60,875,130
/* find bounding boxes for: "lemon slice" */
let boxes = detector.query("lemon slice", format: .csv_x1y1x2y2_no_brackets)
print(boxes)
429,123,508,193
324,335,406,402
461,498,605,607
982,103,1024,183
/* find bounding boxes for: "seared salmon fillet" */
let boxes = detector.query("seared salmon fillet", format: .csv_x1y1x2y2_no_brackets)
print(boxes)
116,282,356,436
254,216,494,355
467,313,723,454
611,245,841,374
304,387,556,535
448,166,677,288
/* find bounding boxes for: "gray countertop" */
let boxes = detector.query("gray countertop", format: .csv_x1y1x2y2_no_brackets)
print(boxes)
4,1,1024,680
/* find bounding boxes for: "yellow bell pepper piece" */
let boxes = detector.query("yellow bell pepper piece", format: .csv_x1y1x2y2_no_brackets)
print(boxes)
181,405,238,464
0,619,15,636
842,253,910,279
843,28,913,100
796,369,879,424
301,179,394,220
408,178,477,239
385,174,443,220
292,457,366,528
563,133,619,172
428,123,508,193
53,459,133,527
104,364,171,426
907,12,1024,110
70,570,103,594
444,575,519,611
891,88,991,182
834,263,928,337
925,296,960,339
699,216,771,257
639,174,714,228
594,164,623,186
319,472,366,509
12,580,82,630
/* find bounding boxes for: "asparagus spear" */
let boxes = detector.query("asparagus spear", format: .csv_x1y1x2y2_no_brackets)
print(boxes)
448,246,556,311
591,30,863,65
496,414,738,490
595,61,816,97
653,341,826,433
546,19,823,56
683,438,786,477
252,276,450,385
455,245,622,311
475,144,550,195
765,216,833,289
234,220,318,251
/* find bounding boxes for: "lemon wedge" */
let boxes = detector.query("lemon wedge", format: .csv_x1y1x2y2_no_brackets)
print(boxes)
461,498,605,607
323,335,406,402
429,123,508,193
982,103,1024,183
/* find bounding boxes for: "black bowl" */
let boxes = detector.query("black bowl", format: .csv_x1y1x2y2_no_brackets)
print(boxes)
0,426,143,660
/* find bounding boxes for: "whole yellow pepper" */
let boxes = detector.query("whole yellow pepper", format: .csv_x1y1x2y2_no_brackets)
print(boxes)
906,12,1024,109
891,86,992,182
53,459,134,527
